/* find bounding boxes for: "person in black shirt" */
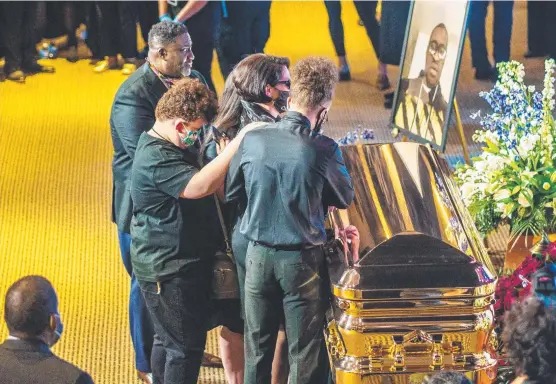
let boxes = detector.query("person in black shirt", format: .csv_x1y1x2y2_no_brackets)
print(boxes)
0,276,93,384
226,57,354,384
212,53,291,384
130,78,256,384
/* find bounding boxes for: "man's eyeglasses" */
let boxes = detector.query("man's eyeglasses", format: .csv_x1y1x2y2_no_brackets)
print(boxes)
428,41,447,60
274,80,291,89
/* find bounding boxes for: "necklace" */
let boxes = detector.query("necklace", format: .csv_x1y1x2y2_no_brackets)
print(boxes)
151,128,172,144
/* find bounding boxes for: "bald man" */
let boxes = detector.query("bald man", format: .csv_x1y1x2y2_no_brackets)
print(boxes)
394,23,449,146
0,276,93,384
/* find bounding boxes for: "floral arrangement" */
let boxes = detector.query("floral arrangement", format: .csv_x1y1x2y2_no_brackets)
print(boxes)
454,60,556,239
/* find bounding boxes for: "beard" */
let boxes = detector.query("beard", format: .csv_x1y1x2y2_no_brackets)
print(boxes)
181,62,192,77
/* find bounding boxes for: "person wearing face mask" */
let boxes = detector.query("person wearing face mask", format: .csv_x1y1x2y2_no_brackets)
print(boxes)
0,275,93,384
130,78,259,384
110,20,220,384
225,57,354,384
210,53,291,384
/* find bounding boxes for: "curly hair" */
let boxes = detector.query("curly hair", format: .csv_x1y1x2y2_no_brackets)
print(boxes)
5,276,57,337
148,20,188,49
155,78,218,124
502,296,556,384
423,371,472,384
290,56,338,111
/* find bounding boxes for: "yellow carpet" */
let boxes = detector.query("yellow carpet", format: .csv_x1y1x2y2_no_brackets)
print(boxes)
0,2,377,383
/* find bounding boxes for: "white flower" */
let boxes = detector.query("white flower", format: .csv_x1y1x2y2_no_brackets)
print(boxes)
518,191,531,208
494,189,511,201
517,133,540,157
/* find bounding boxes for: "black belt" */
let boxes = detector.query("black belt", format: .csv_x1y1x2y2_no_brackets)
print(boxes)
254,241,318,252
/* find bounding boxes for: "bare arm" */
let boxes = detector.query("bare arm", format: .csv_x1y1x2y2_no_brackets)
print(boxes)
158,0,169,18
174,0,209,23
181,122,264,199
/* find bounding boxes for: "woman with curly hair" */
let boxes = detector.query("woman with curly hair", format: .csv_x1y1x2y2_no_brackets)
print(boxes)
502,296,556,384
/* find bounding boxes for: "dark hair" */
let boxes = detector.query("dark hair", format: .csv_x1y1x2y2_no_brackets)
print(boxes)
213,54,290,136
155,78,218,123
423,371,472,384
502,296,556,384
4,276,57,337
290,56,338,111
148,20,188,49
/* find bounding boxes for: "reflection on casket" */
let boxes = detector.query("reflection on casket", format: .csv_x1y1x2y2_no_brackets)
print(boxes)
324,143,497,384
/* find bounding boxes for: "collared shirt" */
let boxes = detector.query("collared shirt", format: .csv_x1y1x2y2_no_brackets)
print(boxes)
225,111,354,247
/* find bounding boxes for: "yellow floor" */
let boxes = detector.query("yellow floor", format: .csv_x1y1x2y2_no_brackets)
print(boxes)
0,2,377,383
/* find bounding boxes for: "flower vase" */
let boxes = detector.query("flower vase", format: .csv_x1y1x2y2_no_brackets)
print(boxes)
504,233,556,271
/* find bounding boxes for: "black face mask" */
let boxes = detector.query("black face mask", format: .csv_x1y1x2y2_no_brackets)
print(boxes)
312,108,328,136
274,91,290,114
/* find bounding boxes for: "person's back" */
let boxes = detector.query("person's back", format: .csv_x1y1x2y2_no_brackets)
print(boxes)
0,275,93,384
232,113,350,246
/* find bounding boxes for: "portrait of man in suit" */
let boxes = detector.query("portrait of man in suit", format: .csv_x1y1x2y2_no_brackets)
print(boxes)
394,23,449,146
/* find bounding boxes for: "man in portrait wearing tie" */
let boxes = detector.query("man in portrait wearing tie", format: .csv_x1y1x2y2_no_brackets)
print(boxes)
394,23,448,146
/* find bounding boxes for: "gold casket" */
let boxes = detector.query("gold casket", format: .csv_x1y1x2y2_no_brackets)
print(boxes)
324,143,498,384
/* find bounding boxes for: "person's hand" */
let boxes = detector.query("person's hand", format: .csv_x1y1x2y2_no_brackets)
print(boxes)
340,225,360,261
216,134,230,155
159,14,172,22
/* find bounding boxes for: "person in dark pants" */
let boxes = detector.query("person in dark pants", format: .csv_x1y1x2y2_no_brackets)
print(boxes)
159,0,221,92
217,1,272,79
92,2,138,74
226,57,354,384
0,2,55,83
0,276,93,384
468,0,514,81
525,1,556,59
130,78,257,384
110,20,211,384
137,2,159,60
323,1,389,89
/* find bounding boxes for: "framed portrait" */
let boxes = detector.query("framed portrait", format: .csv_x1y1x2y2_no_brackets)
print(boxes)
390,0,470,152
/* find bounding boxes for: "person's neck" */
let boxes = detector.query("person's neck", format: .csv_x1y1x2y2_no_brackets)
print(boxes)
9,332,48,345
254,101,280,119
149,121,179,147
288,105,318,129
147,55,177,78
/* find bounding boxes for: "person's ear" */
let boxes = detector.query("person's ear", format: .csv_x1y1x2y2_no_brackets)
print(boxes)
286,96,292,110
49,314,57,332
175,120,186,134
158,48,166,59
264,84,274,99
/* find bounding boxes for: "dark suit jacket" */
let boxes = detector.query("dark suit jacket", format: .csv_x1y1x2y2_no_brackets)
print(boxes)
0,339,93,384
110,63,206,234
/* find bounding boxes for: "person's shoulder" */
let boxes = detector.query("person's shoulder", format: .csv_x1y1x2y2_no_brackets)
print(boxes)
50,354,93,383
115,64,157,98
314,134,340,154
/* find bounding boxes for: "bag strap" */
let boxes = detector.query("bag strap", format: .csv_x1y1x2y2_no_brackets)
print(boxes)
198,139,233,259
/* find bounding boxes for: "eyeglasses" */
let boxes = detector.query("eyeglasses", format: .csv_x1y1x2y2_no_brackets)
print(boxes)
428,41,447,60
274,80,291,89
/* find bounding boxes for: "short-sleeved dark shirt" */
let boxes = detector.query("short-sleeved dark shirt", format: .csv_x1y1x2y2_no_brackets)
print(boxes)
130,132,222,282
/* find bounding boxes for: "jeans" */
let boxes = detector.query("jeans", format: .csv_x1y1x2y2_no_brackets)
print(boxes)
468,0,514,71
324,1,380,59
118,232,154,373
243,242,327,384
138,263,212,384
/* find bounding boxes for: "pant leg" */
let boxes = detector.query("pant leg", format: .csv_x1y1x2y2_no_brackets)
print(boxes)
277,247,326,384
186,2,218,91
231,225,249,316
468,0,491,71
218,1,255,77
324,1,346,57
84,2,102,59
353,1,380,60
527,1,546,54
250,1,271,54
138,266,211,384
137,1,158,45
96,2,119,57
492,0,513,65
0,2,25,71
117,2,138,59
118,231,154,373
244,242,282,384
150,334,165,383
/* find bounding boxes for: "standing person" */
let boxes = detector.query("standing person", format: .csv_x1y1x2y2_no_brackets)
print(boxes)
130,78,255,384
468,0,514,81
0,2,55,83
158,0,221,91
110,20,212,384
323,1,389,89
0,276,93,384
225,57,354,384
212,53,291,384
217,1,272,79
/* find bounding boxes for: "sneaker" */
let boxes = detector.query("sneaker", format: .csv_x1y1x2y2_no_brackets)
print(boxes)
376,74,391,91
66,46,79,63
22,62,55,74
93,59,120,73
6,69,25,83
122,62,137,76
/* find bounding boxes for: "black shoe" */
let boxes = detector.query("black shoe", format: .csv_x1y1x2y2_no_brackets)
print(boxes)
475,67,497,82
22,62,55,74
339,69,351,81
384,91,394,109
524,51,546,59
376,74,391,91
